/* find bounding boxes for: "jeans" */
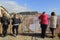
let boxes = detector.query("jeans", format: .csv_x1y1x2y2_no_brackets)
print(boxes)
12,25,18,35
2,25,8,36
41,24,47,38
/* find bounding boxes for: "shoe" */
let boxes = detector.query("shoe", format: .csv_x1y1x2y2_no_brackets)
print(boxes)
58,34,60,38
2,35,5,37
16,34,18,36
50,36,55,38
13,34,16,37
40,35,45,38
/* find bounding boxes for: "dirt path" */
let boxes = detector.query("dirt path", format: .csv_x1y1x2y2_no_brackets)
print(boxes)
0,35,60,40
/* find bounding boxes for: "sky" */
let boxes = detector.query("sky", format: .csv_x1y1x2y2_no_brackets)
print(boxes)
0,0,60,15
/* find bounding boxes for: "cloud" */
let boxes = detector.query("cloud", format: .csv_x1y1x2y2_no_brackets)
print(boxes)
0,1,31,13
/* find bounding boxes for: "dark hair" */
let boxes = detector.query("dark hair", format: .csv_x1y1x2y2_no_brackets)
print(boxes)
42,12,45,14
13,14,16,18
14,14,16,16
51,12,56,16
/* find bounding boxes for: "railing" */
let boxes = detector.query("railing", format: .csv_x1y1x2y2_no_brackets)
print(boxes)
0,15,60,34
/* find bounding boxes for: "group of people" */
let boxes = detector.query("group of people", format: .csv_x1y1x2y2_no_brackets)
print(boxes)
0,12,60,38
0,14,21,37
38,12,59,38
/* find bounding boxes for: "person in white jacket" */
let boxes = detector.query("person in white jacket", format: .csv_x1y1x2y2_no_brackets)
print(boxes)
50,12,57,38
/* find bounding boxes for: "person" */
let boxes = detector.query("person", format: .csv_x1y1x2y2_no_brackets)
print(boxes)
50,12,57,38
12,14,21,36
1,14,10,37
38,12,48,38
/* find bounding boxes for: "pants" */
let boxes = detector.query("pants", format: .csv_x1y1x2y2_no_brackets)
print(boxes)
12,25,18,35
2,25,8,36
58,33,60,37
41,24,47,38
50,28,55,36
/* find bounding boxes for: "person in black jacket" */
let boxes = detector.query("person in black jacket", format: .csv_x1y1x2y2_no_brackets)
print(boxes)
12,14,21,36
1,14,10,37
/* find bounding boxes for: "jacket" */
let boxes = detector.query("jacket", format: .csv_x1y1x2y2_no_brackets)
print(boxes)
50,16,57,28
38,13,48,25
12,17,21,25
1,16,10,25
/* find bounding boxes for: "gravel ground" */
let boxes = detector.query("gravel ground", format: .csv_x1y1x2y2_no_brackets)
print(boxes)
0,34,60,40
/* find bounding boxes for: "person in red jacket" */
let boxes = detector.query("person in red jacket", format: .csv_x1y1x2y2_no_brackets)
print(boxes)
38,12,48,38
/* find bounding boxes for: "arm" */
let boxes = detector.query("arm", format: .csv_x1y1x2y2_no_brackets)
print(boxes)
38,15,41,22
19,18,22,24
11,18,14,25
56,19,59,28
0,17,3,23
7,18,10,25
38,16,41,20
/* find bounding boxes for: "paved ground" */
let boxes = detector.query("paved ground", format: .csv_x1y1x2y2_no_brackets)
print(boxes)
0,34,60,40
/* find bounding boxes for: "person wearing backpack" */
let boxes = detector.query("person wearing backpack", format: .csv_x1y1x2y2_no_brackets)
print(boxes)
12,14,21,36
